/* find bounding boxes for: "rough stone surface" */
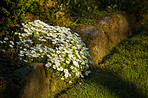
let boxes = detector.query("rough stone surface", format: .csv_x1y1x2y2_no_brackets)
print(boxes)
20,63,50,98
78,14,131,64
14,66,31,79
20,63,71,98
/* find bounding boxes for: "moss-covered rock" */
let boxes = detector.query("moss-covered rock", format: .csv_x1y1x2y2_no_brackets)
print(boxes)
20,63,72,98
20,63,50,98
78,14,131,64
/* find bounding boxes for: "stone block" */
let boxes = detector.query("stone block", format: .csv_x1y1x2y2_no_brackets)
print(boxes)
77,14,131,64
21,63,50,98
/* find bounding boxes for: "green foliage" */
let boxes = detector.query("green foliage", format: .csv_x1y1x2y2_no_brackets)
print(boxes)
0,0,55,33
54,0,102,18
54,0,147,19
98,0,148,14
0,0,33,23
0,0,147,32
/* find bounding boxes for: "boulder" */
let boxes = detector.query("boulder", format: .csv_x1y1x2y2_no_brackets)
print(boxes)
78,14,131,64
20,63,71,98
20,63,50,98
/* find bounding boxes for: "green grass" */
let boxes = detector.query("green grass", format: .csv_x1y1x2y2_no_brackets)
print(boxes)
57,27,148,98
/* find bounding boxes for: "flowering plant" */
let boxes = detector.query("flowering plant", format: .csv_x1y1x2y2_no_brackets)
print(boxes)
0,20,92,82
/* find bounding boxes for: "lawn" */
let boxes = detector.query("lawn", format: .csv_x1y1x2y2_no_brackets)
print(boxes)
57,26,148,98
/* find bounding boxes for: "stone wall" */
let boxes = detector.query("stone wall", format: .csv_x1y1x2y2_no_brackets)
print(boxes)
1,13,136,98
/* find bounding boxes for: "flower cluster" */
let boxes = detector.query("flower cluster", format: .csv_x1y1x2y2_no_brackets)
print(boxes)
1,20,92,81
0,37,15,49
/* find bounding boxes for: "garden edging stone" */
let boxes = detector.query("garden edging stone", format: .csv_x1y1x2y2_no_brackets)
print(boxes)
77,14,131,64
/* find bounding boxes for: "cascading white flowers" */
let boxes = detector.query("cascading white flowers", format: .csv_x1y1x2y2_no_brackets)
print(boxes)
1,20,92,81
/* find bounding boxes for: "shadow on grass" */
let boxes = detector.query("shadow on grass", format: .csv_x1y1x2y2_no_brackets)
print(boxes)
87,68,147,98
55,26,148,98
54,68,147,98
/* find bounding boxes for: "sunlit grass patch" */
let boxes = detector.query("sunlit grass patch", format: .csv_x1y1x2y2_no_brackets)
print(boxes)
59,27,148,98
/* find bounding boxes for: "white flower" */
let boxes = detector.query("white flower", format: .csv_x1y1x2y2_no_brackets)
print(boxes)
66,60,70,64
70,66,74,69
45,62,51,67
9,44,13,48
72,57,76,60
39,39,46,42
24,29,30,34
76,72,81,77
69,73,71,77
86,64,89,68
69,81,72,83
16,42,19,44
73,61,79,68
24,60,28,62
47,54,51,58
56,50,60,54
61,77,64,80
53,65,56,69
89,61,93,64
64,69,68,73
21,33,26,37
85,48,89,50
2,50,5,52
4,37,8,41
24,44,29,47
3,41,7,43
18,54,24,57
24,40,32,43
39,48,43,53
68,53,73,59
81,61,85,65
55,62,60,67
20,50,24,54
57,67,63,71
31,50,36,54
64,73,69,78
77,45,82,49
23,48,27,51
32,54,39,57
52,41,56,44
85,70,91,76
75,51,81,58
0,41,3,43
19,36,22,39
